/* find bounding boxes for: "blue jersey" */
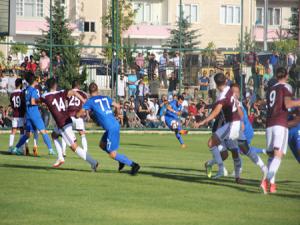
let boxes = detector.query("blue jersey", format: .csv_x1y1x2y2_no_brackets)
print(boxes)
242,106,254,143
288,123,300,163
83,95,119,130
165,100,182,120
25,86,40,117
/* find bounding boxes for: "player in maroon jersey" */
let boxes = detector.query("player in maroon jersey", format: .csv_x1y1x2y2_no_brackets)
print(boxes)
261,67,300,194
61,80,88,156
196,73,243,179
41,78,98,171
8,78,28,154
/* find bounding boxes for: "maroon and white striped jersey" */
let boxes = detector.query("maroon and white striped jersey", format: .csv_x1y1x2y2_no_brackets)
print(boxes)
67,89,87,117
10,89,25,118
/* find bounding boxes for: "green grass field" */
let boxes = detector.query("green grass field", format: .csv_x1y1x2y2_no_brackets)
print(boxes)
0,133,299,225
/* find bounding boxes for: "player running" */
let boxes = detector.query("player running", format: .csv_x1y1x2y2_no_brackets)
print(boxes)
164,95,188,148
76,82,140,175
196,73,243,179
11,72,55,155
8,78,29,155
41,78,98,170
261,67,300,194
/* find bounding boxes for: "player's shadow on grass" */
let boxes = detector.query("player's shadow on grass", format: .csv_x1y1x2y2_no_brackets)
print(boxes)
123,143,160,148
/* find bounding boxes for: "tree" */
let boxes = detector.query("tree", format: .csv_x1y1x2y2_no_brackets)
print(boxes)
271,39,298,55
165,17,200,53
288,7,299,40
202,42,216,67
36,0,84,89
102,0,136,61
237,27,257,52
10,44,28,56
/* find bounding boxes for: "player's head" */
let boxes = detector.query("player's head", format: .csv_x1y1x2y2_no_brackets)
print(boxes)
275,67,288,81
15,78,23,89
72,80,80,89
177,95,184,105
46,78,58,91
24,71,37,86
214,73,227,90
231,83,240,97
89,82,98,95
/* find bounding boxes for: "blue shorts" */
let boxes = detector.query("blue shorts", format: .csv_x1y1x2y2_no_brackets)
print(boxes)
165,116,180,131
100,127,120,153
26,115,46,132
288,127,300,163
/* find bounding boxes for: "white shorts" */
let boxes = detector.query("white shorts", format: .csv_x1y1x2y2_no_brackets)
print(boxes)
215,121,242,142
54,123,77,146
12,117,24,128
266,125,289,154
71,117,85,131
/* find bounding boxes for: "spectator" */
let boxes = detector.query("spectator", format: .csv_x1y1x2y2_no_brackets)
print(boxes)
20,56,29,70
127,68,138,97
149,74,160,98
168,72,177,98
135,52,144,77
199,70,209,99
159,50,169,88
208,69,216,102
269,51,279,73
6,56,15,75
128,95,135,109
193,88,201,103
225,71,232,86
117,73,127,100
138,98,150,125
146,109,161,128
26,56,37,73
136,79,149,105
287,53,296,72
184,87,193,102
126,106,143,128
232,56,240,85
170,51,180,80
39,50,50,78
0,72,8,94
115,102,125,127
53,53,64,76
147,53,158,81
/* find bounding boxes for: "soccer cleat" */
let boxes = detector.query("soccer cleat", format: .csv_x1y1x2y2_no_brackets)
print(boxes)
260,179,268,194
91,161,99,172
270,183,277,194
181,144,187,149
212,170,224,179
33,146,38,157
118,162,125,171
52,159,65,168
8,147,14,154
25,146,30,156
179,130,188,135
235,177,243,184
14,147,23,156
130,162,140,175
205,162,212,178
223,167,228,177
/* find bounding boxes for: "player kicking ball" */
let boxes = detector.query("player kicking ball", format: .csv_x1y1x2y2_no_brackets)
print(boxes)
262,67,300,194
41,78,98,171
76,83,140,175
164,95,188,148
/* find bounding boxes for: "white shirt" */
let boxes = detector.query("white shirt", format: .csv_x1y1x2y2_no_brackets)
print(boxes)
0,76,8,93
171,56,180,68
117,76,128,97
147,113,157,121
209,75,216,90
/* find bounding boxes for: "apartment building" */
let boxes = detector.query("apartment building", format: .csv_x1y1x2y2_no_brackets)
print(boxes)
124,0,299,50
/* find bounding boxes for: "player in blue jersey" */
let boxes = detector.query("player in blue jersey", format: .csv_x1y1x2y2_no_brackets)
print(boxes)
11,72,54,155
288,109,300,163
76,83,140,175
164,95,188,148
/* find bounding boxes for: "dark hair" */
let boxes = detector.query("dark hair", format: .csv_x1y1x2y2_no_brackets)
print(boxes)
178,95,184,101
275,67,288,80
214,73,226,86
24,71,36,85
231,83,240,89
15,78,23,88
89,82,98,94
72,80,80,88
46,78,57,90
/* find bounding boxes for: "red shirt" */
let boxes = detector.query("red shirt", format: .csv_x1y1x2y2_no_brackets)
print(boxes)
10,89,25,118
188,104,197,116
67,89,87,117
266,83,293,128
41,90,72,128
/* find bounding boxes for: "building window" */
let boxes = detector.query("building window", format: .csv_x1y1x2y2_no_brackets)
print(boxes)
16,0,24,16
133,3,152,23
256,7,281,26
37,0,43,17
24,0,35,17
177,4,199,23
84,22,96,32
220,5,241,25
256,7,263,25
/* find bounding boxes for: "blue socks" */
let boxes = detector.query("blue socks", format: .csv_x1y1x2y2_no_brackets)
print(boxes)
175,132,184,145
115,153,133,166
16,134,29,148
42,133,53,151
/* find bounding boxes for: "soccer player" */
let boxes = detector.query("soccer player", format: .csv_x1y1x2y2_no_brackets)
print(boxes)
261,67,300,194
11,72,55,155
41,78,98,170
8,78,28,154
196,73,243,179
288,111,300,163
76,82,140,175
164,95,188,148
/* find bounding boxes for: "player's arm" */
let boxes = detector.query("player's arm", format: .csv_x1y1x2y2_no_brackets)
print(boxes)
67,90,86,103
288,116,300,128
196,103,223,127
284,97,300,109
167,104,181,116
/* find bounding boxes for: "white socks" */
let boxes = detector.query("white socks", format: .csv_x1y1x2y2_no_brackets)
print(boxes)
33,131,39,147
81,135,88,152
9,134,15,147
53,139,64,161
211,146,224,173
267,157,282,184
75,146,96,166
